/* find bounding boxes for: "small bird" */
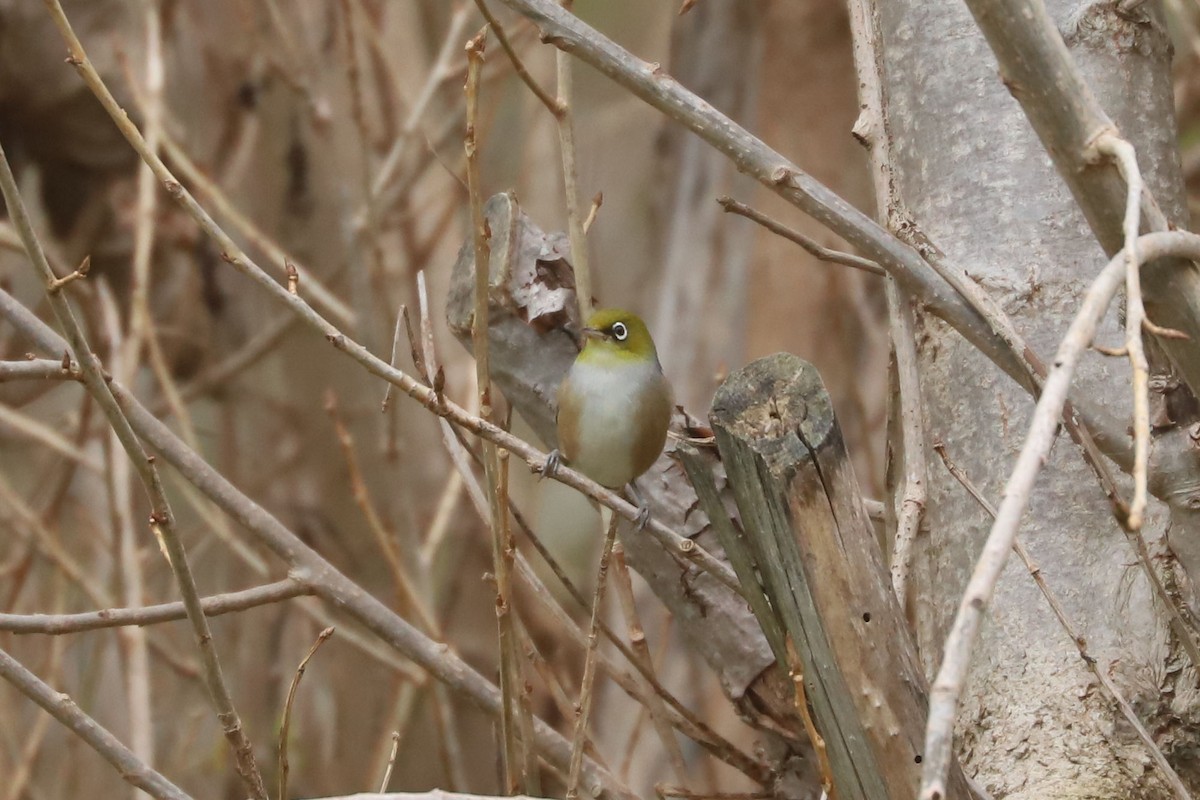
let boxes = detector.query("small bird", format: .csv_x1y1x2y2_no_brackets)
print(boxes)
546,308,673,528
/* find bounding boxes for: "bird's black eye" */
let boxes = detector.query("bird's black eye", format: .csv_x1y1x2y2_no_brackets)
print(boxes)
611,322,628,341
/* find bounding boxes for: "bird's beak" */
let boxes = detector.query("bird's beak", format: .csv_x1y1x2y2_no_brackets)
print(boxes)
581,327,607,342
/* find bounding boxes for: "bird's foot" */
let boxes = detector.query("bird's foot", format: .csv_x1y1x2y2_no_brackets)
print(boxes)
634,504,652,531
626,480,652,530
540,449,562,480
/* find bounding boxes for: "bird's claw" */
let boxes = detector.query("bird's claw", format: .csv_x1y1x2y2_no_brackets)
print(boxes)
635,505,651,531
540,449,562,480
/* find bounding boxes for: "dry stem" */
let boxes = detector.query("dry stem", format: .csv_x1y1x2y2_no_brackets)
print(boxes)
717,196,885,276
1091,133,1149,531
567,512,620,799
279,627,336,800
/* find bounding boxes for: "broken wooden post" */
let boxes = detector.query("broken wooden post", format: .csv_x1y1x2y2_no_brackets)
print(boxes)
706,353,969,800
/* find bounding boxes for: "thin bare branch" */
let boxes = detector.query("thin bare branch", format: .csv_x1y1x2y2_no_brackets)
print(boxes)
279,627,336,800
1091,133,1149,530
718,196,885,276
567,512,620,799
554,12,593,320
0,578,313,634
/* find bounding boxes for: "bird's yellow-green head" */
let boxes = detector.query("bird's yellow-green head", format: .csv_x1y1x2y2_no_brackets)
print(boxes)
577,308,660,367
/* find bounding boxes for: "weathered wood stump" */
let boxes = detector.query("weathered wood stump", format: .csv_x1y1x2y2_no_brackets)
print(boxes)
703,354,968,800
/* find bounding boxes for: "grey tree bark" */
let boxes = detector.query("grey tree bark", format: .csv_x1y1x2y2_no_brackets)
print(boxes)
877,1,1197,797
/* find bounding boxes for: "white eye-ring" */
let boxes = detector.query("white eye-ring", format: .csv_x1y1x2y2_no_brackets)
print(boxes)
611,321,628,341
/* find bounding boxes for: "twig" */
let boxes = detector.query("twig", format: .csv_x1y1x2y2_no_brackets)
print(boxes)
0,103,267,799
582,191,603,235
513,613,607,767
1091,133,1148,530
0,645,193,800
104,392,156,785
619,619,671,780
509,516,768,784
609,542,688,785
554,5,593,320
933,444,1193,800
3,626,65,800
379,732,401,793
718,197,884,276
567,512,620,799
466,27,527,792
500,453,541,794
429,409,767,783
326,391,438,633
0,578,313,634
920,230,1200,800
278,627,336,800
121,0,164,381
785,639,834,799
45,255,91,293
0,358,80,382
885,279,926,609
340,0,388,352
657,790,771,800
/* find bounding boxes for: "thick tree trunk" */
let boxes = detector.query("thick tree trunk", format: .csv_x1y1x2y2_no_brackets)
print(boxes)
877,1,1196,796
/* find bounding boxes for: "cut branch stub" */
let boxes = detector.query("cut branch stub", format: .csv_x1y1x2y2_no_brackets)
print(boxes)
709,353,969,800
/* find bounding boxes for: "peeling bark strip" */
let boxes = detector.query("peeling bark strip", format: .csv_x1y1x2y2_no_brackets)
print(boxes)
709,354,969,800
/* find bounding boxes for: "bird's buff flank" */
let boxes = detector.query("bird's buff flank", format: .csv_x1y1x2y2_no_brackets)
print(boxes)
546,308,673,527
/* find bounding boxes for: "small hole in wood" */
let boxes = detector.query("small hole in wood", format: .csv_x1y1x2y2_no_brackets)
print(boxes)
862,612,871,622
914,754,923,764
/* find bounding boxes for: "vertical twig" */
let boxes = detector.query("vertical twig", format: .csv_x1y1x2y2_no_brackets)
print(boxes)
885,280,927,610
610,542,689,786
785,638,834,799
1091,133,1149,530
567,512,620,799
367,4,472,209
378,731,401,793
122,0,164,378
500,450,542,794
326,391,437,633
278,627,335,800
846,0,927,613
99,277,156,800
465,27,530,793
340,0,388,353
555,0,593,319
